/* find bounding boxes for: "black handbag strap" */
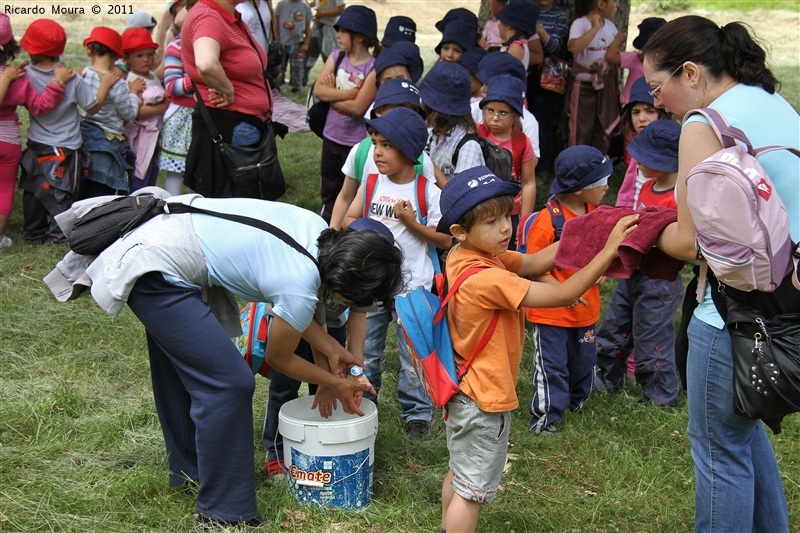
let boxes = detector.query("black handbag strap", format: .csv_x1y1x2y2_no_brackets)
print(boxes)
165,202,319,267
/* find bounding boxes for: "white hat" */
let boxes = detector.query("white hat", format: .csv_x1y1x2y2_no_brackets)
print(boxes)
125,11,157,30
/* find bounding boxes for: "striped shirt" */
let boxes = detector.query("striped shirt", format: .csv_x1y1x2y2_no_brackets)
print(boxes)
163,35,196,108
538,6,569,57
81,67,140,136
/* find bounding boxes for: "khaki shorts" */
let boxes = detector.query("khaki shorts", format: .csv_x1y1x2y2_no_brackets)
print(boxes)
445,392,510,504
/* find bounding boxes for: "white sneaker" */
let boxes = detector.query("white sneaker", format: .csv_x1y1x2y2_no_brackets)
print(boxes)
0,235,11,249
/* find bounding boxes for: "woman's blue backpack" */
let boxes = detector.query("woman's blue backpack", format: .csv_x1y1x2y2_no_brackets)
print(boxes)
235,302,274,377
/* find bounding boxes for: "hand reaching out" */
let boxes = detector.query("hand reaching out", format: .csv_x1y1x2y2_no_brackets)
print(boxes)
602,214,639,258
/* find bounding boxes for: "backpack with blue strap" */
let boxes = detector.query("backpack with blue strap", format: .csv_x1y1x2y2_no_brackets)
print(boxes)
517,196,566,254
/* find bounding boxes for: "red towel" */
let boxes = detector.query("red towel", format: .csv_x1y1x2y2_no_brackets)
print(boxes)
554,205,685,280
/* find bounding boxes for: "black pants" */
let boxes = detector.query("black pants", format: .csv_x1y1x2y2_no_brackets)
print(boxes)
320,138,351,224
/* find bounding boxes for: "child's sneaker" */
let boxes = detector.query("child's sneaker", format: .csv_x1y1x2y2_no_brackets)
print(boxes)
264,458,285,477
0,235,12,249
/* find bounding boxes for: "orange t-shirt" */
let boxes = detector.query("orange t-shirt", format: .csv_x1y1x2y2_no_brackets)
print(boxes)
523,203,600,327
445,245,531,412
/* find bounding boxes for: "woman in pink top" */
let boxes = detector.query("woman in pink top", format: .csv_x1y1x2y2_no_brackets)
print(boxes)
0,13,72,248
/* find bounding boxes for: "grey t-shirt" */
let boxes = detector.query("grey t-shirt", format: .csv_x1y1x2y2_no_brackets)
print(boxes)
275,0,313,46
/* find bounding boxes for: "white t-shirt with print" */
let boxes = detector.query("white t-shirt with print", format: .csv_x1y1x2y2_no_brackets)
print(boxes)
569,16,618,81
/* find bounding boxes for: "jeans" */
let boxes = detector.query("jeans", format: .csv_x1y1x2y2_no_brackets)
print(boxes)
231,122,262,147
362,306,432,423
686,317,789,532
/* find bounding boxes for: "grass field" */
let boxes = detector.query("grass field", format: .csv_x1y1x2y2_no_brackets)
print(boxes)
1,2,799,532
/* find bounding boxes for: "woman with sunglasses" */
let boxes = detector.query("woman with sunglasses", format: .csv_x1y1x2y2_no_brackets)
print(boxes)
642,15,798,532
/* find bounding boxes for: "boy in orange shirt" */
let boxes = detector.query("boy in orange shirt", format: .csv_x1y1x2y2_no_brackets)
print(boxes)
437,165,636,532
522,145,611,435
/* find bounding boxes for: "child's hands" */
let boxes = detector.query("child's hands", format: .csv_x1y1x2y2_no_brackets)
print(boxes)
128,76,145,95
1,62,27,83
595,275,607,286
565,296,588,309
602,214,639,258
319,71,335,87
393,199,416,226
589,12,603,28
614,32,627,43
98,69,120,90
53,65,75,84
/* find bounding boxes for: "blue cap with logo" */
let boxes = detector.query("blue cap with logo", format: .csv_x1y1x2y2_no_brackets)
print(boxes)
480,74,526,117
382,16,416,46
374,41,423,82
348,217,394,244
366,106,428,164
627,119,681,172
371,78,422,117
437,166,521,234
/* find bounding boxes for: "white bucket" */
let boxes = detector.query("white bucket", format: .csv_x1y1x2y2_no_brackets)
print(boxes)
278,395,378,510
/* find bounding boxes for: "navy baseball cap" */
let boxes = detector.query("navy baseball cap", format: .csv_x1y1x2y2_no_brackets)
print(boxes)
420,61,472,116
435,8,478,34
374,41,423,83
366,106,428,164
348,217,394,244
458,46,488,76
435,19,477,55
496,0,540,37
476,52,527,85
382,16,416,46
335,6,377,40
633,17,667,50
624,76,655,109
437,166,521,234
627,119,681,172
550,146,613,195
371,78,422,118
480,74,526,117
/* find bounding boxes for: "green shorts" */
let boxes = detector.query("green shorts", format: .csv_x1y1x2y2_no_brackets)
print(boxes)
445,392,510,504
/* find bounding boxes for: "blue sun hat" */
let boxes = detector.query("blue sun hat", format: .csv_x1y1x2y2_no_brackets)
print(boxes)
382,16,416,46
437,166,521,234
435,19,477,55
366,106,428,163
348,217,394,244
495,0,540,37
334,6,378,40
371,78,422,118
476,51,527,85
633,17,667,50
627,119,681,172
374,41,424,82
458,46,488,77
420,61,472,116
550,146,613,195
625,76,655,109
435,8,478,34
480,74,526,117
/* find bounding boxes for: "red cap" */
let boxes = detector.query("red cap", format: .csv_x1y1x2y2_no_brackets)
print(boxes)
122,27,159,54
20,19,67,57
84,27,124,58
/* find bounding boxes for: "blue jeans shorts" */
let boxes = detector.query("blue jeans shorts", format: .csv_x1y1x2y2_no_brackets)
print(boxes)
445,392,510,504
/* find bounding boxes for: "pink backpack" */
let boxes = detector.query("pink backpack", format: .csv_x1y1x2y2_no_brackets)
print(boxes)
686,108,800,293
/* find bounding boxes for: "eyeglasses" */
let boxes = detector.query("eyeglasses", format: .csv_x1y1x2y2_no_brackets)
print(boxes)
648,63,685,99
484,108,512,119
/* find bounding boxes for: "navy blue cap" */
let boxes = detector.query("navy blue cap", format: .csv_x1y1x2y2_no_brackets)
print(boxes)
348,217,394,244
334,6,377,40
437,166,521,234
550,146,613,195
435,19,477,56
366,106,428,164
633,17,667,50
496,0,540,37
435,8,478,34
374,41,423,83
625,76,655,109
480,74,526,117
476,51,527,85
420,61,472,116
382,16,416,47
372,78,422,116
457,46,488,76
627,119,680,172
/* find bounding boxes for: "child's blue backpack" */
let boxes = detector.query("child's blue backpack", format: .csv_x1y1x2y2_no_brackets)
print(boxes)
235,302,274,377
395,268,499,408
517,197,565,254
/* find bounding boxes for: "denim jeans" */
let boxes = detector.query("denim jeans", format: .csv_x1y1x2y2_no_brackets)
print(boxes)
231,122,262,147
362,306,432,423
686,316,789,532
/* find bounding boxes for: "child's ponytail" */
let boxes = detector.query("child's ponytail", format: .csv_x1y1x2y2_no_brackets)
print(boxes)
719,22,778,94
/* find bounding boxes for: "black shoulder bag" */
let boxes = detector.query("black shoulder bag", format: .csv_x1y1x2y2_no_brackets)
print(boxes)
194,26,286,200
306,50,346,138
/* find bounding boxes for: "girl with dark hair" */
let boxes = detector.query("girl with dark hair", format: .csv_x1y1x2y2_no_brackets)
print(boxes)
642,15,797,532
45,193,404,527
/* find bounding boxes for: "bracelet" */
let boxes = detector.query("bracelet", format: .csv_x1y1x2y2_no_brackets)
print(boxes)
52,79,65,87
